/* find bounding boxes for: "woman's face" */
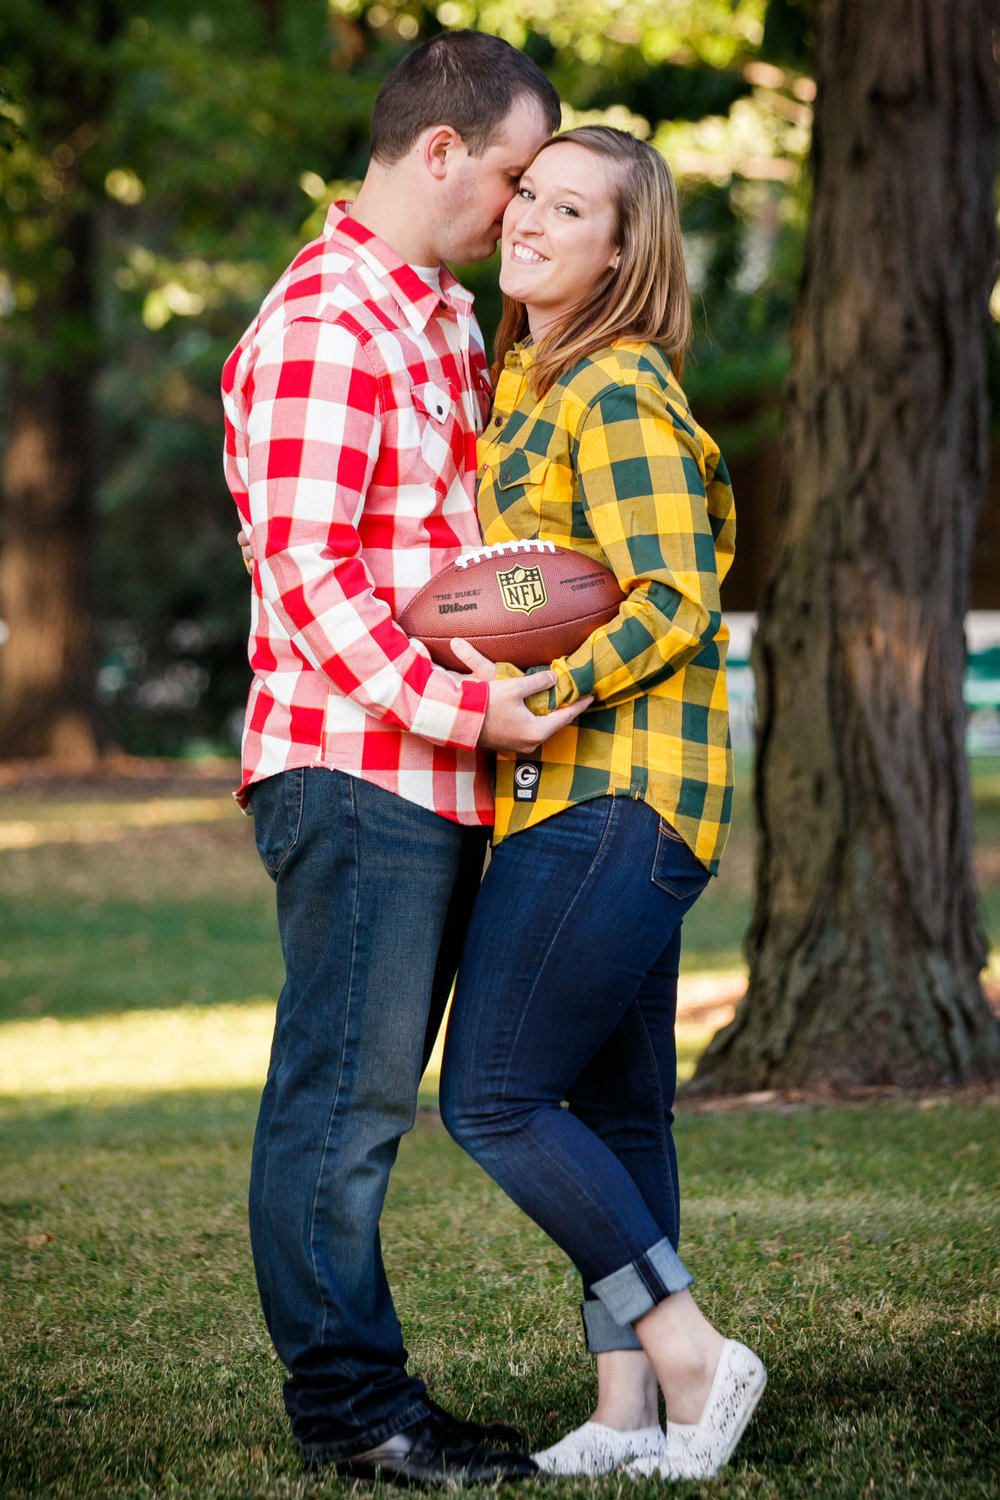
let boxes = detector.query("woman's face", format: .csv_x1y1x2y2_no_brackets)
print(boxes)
499,141,621,338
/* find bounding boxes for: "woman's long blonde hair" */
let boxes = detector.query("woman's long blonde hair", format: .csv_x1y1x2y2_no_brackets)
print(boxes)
494,126,691,397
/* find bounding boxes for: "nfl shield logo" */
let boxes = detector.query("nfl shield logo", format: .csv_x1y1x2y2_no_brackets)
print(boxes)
497,563,547,616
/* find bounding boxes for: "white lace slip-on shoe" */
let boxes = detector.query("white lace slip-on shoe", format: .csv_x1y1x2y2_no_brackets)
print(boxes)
533,1421,666,1475
626,1340,767,1481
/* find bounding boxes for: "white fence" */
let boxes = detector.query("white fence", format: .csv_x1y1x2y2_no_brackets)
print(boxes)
725,612,1000,755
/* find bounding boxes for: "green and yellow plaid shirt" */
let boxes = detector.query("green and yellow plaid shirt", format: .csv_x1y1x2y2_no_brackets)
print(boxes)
476,339,736,873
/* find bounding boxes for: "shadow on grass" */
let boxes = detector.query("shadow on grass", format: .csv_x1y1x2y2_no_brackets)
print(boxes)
3,1078,998,1498
0,1085,450,1151
0,1086,264,1149
744,1327,1000,1491
0,901,283,1025
3,1326,997,1499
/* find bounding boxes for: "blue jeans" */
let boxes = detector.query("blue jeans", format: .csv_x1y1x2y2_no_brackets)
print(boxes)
440,796,709,1344
248,767,488,1460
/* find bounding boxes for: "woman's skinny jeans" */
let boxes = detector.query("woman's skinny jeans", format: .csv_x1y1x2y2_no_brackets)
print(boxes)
440,795,711,1342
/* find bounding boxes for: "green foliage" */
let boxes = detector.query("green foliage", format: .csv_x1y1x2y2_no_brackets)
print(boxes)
582,58,753,124
0,1,812,754
0,0,404,750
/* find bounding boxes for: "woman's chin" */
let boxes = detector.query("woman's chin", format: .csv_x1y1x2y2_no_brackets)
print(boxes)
498,269,524,301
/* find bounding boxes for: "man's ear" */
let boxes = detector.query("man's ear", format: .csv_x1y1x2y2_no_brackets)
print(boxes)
420,124,463,182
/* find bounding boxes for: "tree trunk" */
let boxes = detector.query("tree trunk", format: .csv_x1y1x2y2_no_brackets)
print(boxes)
693,0,1000,1091
0,206,101,762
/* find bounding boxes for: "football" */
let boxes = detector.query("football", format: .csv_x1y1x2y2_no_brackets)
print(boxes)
397,539,624,673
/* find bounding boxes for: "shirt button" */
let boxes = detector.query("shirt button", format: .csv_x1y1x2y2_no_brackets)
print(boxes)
493,416,503,426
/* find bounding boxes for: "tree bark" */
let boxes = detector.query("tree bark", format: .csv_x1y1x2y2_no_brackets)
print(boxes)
693,0,1000,1091
0,204,101,762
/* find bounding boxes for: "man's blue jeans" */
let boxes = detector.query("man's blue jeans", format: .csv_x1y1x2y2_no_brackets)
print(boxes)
440,796,709,1346
248,767,488,1460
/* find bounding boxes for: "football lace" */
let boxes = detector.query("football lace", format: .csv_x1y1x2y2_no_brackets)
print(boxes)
455,539,557,569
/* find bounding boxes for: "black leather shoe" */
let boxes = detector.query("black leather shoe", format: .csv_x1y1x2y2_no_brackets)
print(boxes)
424,1396,528,1451
334,1412,538,1487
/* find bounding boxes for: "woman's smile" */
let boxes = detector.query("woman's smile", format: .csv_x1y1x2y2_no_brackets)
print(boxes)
511,241,548,263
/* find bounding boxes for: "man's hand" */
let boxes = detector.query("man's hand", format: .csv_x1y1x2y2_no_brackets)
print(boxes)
450,639,499,682
451,638,593,755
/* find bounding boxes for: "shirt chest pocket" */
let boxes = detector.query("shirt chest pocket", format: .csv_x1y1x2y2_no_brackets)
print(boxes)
412,381,462,494
480,447,556,539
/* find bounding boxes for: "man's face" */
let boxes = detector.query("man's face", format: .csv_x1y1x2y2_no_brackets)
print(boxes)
436,96,554,264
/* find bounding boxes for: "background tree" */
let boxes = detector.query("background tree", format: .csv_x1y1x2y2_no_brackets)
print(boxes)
0,4,122,760
693,0,1000,1091
0,0,389,758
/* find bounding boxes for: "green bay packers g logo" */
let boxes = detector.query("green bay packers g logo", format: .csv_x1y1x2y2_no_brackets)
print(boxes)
497,563,547,615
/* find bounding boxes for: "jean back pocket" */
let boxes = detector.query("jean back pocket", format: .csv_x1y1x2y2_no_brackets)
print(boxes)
651,818,711,903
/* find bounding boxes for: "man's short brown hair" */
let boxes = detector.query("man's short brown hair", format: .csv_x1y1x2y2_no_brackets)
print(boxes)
369,30,560,164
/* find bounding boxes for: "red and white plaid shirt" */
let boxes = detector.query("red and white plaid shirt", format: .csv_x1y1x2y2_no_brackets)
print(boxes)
222,203,494,824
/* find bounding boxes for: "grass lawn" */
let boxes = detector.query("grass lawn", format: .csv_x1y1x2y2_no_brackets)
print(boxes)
1,756,998,1497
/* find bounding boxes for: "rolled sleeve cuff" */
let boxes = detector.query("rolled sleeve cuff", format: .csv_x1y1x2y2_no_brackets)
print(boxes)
525,686,553,717
590,1236,693,1326
526,661,580,716
496,659,552,718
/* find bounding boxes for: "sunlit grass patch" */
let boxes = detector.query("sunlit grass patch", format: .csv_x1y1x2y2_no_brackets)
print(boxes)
0,996,722,1108
0,1001,276,1098
0,795,235,849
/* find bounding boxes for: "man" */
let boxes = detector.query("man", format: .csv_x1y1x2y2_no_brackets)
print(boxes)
222,31,579,1484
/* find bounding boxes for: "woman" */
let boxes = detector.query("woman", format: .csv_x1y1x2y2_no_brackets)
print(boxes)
439,125,766,1482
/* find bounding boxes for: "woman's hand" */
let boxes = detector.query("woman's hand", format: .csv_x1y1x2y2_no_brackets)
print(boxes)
450,639,498,681
238,529,253,572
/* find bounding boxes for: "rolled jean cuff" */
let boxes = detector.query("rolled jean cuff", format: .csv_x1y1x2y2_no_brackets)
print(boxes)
591,1236,693,1327
581,1298,642,1353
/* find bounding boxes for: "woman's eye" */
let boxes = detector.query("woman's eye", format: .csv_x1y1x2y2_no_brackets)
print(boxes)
557,204,579,216
517,187,534,201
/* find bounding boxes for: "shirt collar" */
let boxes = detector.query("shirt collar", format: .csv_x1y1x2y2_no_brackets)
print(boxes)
323,202,473,333
504,337,537,373
503,336,682,395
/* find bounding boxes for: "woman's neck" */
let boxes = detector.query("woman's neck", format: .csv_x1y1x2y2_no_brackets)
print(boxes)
525,308,554,341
